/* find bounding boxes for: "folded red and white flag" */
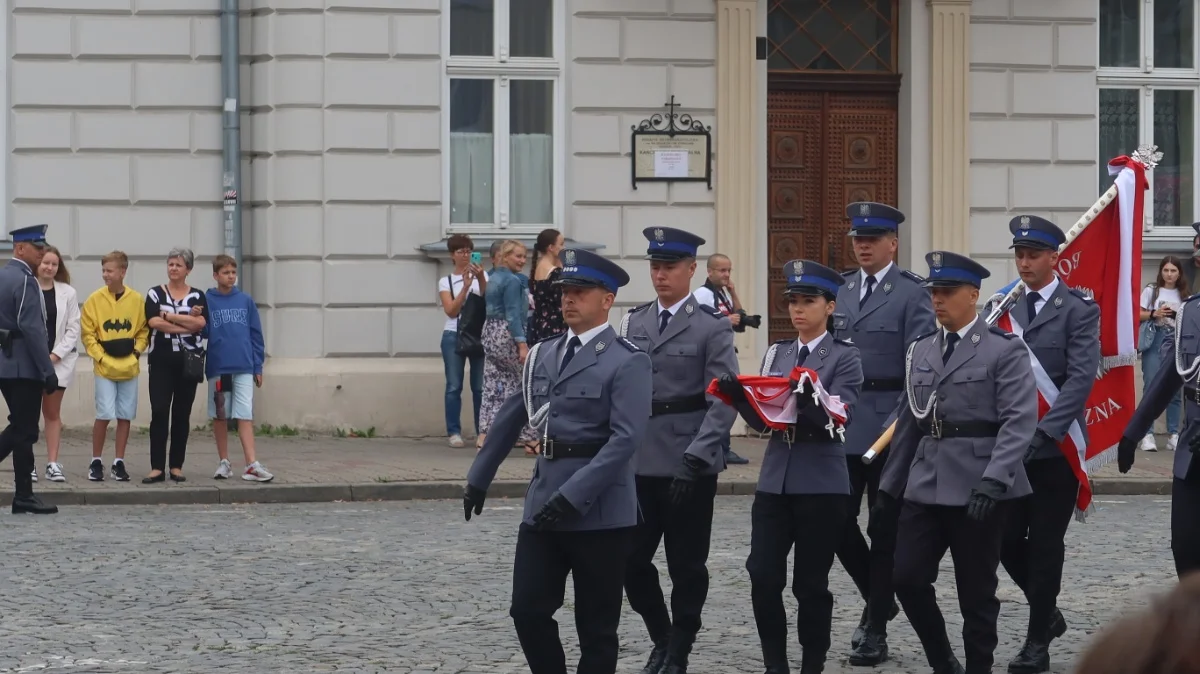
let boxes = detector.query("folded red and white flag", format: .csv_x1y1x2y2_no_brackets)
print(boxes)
707,367,847,438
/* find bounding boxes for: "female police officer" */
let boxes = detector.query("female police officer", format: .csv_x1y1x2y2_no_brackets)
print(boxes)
717,259,863,674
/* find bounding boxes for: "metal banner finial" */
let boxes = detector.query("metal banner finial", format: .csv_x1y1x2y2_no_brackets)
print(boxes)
1132,144,1164,169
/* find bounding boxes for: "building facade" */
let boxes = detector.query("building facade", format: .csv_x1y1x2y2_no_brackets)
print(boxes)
2,0,1193,434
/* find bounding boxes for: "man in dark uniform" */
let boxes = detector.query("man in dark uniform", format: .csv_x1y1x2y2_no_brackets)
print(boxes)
1182,223,1200,291
876,251,1037,674
719,259,863,674
831,202,935,666
1118,288,1200,579
620,227,739,674
0,224,60,514
463,248,652,674
994,215,1100,674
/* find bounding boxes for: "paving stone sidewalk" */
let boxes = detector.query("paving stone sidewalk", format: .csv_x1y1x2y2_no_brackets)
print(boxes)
18,428,1179,506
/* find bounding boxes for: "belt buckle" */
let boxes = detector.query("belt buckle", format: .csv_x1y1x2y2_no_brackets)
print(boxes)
543,439,555,460
782,426,796,446
930,418,943,440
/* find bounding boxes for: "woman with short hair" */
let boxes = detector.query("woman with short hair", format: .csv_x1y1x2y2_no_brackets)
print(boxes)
37,246,79,483
143,248,207,483
438,234,487,448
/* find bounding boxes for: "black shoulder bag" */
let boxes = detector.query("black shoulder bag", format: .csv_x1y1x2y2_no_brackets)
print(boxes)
163,285,207,382
452,275,486,358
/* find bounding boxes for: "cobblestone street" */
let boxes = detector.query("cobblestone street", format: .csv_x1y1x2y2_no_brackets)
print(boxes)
0,496,1174,674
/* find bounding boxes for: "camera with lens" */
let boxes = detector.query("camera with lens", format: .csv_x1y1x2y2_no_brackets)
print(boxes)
733,309,761,333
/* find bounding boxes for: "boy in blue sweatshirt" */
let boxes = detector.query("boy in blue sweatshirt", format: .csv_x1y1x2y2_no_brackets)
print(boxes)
204,255,273,482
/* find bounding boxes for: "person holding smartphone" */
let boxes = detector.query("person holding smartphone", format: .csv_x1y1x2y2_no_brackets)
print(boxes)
439,235,488,449
1137,255,1189,452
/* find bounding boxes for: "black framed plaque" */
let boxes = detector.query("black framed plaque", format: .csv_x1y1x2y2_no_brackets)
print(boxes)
631,96,713,190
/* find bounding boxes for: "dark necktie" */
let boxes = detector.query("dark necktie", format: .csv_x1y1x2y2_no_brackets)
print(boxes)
943,332,960,364
659,309,671,334
1026,291,1041,325
861,275,876,307
796,345,810,366
560,336,581,373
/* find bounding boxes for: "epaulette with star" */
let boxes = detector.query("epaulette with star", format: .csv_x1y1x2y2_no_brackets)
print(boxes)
627,301,654,314
989,326,1018,339
1188,293,1200,303
1068,287,1094,302
900,269,925,284
773,338,793,346
534,332,564,347
911,330,938,344
616,336,641,352
842,269,857,278
833,337,857,347
697,304,721,318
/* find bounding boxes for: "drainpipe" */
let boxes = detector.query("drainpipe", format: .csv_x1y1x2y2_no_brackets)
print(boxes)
220,0,243,287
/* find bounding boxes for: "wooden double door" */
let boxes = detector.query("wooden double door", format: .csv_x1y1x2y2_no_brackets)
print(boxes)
766,89,898,344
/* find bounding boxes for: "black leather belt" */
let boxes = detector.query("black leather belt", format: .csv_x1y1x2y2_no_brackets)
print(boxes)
1185,387,1200,404
771,426,842,444
651,394,708,417
862,378,904,392
542,439,605,460
921,420,1002,439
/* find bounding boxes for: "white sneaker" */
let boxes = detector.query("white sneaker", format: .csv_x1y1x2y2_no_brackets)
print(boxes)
448,434,465,448
213,459,232,479
242,461,274,482
1167,434,1179,451
1140,434,1158,452
46,463,65,482
30,468,36,482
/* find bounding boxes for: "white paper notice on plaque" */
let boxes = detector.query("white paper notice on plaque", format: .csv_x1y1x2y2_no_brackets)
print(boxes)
654,150,689,178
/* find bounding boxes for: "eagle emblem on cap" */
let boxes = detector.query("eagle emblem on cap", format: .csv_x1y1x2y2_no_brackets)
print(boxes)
794,260,804,275
858,203,870,216
1020,215,1031,230
654,228,665,242
931,252,943,268
564,250,576,265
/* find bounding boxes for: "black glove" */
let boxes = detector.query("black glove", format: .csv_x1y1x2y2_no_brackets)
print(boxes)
668,453,709,506
966,477,1007,522
716,372,744,401
531,492,579,531
867,491,899,542
463,484,486,521
1117,436,1138,473
1023,429,1055,464
43,373,58,395
1189,433,1200,455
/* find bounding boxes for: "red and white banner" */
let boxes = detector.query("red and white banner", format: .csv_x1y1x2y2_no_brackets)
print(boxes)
989,156,1145,518
707,366,847,436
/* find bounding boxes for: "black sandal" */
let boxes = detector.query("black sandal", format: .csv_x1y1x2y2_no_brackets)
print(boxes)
142,472,166,484
169,471,186,483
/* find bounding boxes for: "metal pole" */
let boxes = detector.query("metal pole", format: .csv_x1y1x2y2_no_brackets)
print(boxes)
220,0,243,287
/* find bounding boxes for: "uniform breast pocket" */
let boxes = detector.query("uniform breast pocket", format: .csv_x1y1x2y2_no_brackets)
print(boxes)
911,370,935,405
629,331,651,344
867,320,900,333
666,344,698,358
949,367,989,408
563,384,605,421
1181,333,1197,362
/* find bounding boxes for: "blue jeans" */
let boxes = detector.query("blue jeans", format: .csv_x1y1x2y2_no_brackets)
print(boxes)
442,330,484,436
1142,326,1181,434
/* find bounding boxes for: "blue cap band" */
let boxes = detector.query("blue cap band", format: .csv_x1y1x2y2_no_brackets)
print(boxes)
788,274,841,295
647,241,698,256
850,217,899,231
1014,229,1059,248
561,265,620,292
926,267,982,286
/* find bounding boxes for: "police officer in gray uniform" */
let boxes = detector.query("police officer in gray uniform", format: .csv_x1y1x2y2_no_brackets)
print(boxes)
875,251,1036,674
1117,289,1200,579
620,227,739,674
0,224,59,514
831,202,935,665
717,259,863,674
463,248,652,674
994,215,1099,674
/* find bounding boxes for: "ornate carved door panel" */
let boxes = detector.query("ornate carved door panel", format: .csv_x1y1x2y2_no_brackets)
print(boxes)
766,90,898,344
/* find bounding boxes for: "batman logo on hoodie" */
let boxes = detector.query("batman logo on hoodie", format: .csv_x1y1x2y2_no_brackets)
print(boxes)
103,318,132,332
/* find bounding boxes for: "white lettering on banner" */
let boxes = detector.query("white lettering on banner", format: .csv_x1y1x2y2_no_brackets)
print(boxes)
1056,251,1083,279
1084,398,1122,426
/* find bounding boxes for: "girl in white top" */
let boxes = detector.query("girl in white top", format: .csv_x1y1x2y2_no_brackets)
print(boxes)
438,235,488,449
37,246,80,482
1137,255,1189,452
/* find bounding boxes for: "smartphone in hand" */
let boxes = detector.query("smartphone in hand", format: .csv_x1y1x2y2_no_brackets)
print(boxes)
470,251,482,265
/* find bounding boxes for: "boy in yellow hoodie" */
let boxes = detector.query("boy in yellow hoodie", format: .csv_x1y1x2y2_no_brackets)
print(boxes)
80,251,149,482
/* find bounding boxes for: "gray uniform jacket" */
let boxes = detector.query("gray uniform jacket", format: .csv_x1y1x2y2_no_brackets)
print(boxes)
746,336,863,495
1125,294,1200,481
466,326,653,531
833,265,936,456
0,258,54,382
879,316,1036,506
1005,281,1101,460
620,296,739,476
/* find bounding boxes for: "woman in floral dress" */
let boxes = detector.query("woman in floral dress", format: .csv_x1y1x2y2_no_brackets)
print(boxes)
528,228,567,344
478,240,540,454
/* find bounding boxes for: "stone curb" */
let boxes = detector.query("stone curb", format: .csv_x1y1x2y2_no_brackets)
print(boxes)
31,477,1173,507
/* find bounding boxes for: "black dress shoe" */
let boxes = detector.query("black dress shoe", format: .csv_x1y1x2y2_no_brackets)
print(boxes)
641,643,668,674
764,666,789,674
799,659,824,674
169,472,186,483
142,472,166,484
725,449,750,465
848,630,889,666
12,494,58,515
933,657,966,674
851,605,869,649
1007,639,1050,674
1049,610,1067,641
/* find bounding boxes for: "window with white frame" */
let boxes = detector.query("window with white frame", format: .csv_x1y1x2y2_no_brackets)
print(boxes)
1099,0,1198,232
444,0,562,233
